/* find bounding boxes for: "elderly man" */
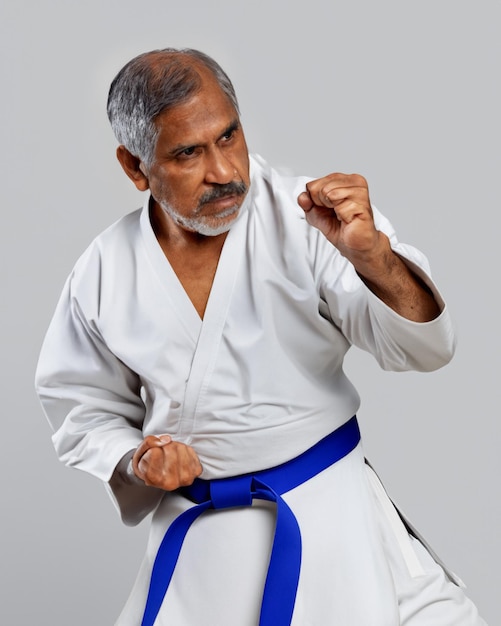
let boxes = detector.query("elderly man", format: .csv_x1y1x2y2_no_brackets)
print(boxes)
35,48,486,625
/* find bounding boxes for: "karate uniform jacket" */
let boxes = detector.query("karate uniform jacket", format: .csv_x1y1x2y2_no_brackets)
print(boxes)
35,155,461,625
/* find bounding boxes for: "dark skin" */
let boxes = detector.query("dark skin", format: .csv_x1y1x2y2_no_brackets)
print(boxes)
117,62,440,492
117,67,250,320
150,205,227,320
297,174,440,321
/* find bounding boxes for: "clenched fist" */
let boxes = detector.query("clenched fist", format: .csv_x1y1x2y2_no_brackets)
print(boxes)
298,172,440,322
297,173,381,264
132,435,203,491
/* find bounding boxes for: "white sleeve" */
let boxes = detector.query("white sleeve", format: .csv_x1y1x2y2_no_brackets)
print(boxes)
35,271,163,525
318,207,457,372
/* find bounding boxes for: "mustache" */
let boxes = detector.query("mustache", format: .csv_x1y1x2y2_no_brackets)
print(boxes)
198,180,248,207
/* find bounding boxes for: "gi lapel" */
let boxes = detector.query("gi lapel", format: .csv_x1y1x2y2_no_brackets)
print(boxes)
139,191,252,441
176,198,251,440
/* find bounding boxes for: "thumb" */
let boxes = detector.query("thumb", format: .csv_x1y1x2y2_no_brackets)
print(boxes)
297,191,313,212
157,434,172,446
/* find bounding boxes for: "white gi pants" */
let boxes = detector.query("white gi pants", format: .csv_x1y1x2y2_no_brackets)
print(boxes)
116,446,487,625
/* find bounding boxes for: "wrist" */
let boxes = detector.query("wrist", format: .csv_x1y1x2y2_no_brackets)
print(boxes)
349,232,396,282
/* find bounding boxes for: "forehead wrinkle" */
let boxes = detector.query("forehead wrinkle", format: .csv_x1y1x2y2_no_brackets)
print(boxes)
167,119,240,156
154,86,240,154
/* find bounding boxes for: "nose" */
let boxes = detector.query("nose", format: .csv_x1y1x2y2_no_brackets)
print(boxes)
204,148,235,185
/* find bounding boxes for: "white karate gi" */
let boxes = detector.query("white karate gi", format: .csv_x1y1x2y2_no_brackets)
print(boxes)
36,155,486,625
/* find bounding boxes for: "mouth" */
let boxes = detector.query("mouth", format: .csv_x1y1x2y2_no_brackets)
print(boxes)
206,195,241,212
198,193,246,221
197,181,248,215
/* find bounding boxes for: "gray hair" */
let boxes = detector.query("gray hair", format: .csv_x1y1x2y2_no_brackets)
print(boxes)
107,48,240,166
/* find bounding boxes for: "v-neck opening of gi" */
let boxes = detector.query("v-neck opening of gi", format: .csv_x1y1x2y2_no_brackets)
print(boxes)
138,177,254,333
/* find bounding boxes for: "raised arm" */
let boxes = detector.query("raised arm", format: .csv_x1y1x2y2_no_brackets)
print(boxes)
297,173,440,323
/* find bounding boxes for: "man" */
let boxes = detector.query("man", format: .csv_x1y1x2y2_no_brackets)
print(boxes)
35,48,486,625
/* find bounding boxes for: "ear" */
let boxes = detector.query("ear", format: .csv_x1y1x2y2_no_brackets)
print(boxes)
116,145,150,192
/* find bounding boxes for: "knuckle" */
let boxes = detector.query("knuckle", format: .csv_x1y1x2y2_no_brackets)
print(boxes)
353,173,367,187
165,477,178,491
161,466,180,490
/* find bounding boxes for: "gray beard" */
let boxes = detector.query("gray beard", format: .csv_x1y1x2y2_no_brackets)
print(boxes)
160,200,241,236
160,180,249,236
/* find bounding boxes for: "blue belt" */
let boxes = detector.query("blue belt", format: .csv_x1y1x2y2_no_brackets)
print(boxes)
141,415,360,626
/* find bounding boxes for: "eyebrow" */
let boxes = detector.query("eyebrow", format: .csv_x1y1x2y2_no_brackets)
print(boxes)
220,119,240,139
168,118,241,157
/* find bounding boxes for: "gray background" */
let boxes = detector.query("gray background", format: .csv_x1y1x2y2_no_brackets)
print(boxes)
1,1,498,624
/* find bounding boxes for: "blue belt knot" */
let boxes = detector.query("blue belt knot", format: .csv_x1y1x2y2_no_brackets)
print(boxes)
141,415,360,626
210,474,253,508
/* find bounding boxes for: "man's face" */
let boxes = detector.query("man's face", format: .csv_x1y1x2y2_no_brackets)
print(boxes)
142,76,250,237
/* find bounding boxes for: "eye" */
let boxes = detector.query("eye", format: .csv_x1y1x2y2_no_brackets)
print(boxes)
176,146,199,160
221,124,239,143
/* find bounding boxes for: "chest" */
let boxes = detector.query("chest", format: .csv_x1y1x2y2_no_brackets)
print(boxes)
168,255,219,319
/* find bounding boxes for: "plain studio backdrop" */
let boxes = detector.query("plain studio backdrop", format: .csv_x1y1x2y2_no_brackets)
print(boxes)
1,1,498,624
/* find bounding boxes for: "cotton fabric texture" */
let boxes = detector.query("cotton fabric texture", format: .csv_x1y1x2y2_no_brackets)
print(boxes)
36,155,485,625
